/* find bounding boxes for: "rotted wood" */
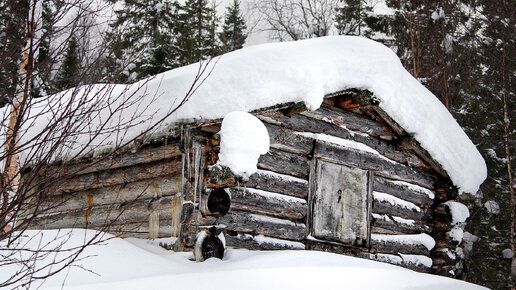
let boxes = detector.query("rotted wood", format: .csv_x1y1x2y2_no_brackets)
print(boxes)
329,89,380,110
224,234,304,250
40,174,181,214
373,200,432,221
370,238,431,256
396,136,449,178
373,176,434,206
218,211,306,241
47,143,182,177
229,188,307,221
57,159,182,193
257,149,310,180
371,215,432,234
315,141,435,189
246,170,309,199
30,196,178,230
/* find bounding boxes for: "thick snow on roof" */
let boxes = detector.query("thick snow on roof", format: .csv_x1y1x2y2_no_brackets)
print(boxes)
4,36,486,193
0,229,487,289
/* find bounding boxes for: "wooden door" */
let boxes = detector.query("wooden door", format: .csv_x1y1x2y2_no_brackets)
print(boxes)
312,160,369,245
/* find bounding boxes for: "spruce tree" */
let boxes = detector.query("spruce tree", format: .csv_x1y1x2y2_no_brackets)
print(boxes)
107,0,179,82
55,35,80,91
220,0,247,52
175,0,220,66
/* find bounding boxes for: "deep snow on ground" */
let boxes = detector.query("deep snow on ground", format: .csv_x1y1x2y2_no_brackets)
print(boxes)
0,229,487,290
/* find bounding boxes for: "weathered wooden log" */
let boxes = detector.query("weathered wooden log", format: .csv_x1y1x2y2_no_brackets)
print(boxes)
225,233,305,250
30,196,179,230
305,238,371,258
370,235,431,256
371,214,432,234
314,141,435,189
373,200,432,221
41,174,181,214
246,169,309,199
396,136,449,178
218,211,306,241
229,188,307,221
49,143,181,177
369,253,433,273
301,104,391,138
95,219,176,239
257,149,310,180
260,108,425,167
57,159,182,192
264,123,314,155
373,176,434,206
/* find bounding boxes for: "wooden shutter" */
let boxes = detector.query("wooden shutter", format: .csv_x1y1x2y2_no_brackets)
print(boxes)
312,160,369,245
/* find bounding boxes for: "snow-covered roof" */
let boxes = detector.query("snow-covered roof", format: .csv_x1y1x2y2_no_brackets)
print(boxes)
5,36,486,193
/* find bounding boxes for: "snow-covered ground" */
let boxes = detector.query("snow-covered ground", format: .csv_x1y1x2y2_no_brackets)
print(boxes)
1,229,487,290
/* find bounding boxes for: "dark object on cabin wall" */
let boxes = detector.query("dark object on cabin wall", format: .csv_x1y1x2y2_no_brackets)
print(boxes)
202,228,225,260
207,188,231,216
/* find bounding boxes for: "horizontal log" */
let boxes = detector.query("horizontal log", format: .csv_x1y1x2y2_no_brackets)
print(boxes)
49,143,181,177
218,211,306,241
57,159,182,192
265,123,314,155
229,188,307,221
246,169,309,199
225,233,305,250
314,141,435,189
96,220,176,239
301,104,391,138
373,200,432,221
41,175,181,214
373,176,434,206
260,109,424,167
30,196,178,230
305,238,371,259
257,149,310,180
370,235,431,256
371,214,432,234
369,253,433,273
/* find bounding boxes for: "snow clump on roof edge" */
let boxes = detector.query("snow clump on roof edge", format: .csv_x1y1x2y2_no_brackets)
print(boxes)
5,36,486,194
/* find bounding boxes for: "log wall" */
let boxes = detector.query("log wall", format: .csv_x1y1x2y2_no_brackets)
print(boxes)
29,96,464,277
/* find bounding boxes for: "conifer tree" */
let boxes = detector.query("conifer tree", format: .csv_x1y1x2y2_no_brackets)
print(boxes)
107,0,179,82
335,0,373,36
220,0,247,52
55,34,80,91
175,0,220,66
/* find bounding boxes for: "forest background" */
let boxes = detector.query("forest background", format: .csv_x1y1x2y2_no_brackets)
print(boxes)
0,0,514,289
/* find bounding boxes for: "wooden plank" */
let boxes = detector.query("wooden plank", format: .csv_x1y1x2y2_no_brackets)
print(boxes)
225,234,305,250
314,141,435,189
257,149,310,180
229,188,307,221
49,143,181,176
218,211,306,241
41,175,181,214
57,159,182,192
305,239,371,259
373,176,434,206
246,170,309,199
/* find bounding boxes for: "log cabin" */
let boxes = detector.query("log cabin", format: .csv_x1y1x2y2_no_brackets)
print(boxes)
23,36,486,278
